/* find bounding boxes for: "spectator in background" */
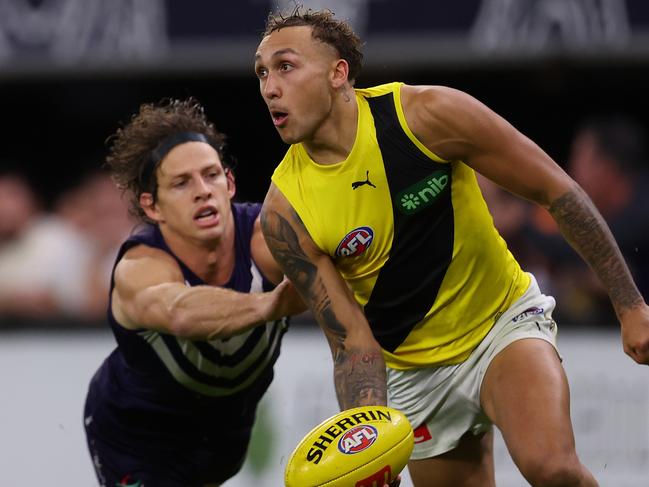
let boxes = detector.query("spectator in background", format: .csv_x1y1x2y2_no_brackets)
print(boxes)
0,168,135,323
528,116,649,325
0,171,86,319
55,170,135,319
475,174,551,279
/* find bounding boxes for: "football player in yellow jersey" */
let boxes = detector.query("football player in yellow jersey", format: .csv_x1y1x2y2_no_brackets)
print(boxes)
254,7,649,487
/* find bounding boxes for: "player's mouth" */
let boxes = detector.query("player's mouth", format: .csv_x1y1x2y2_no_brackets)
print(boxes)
194,205,219,228
271,110,289,127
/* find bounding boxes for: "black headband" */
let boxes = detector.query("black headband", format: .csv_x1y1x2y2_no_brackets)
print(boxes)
139,131,214,190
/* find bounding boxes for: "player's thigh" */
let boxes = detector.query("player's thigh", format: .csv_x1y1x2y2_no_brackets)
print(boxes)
480,337,577,465
408,429,495,487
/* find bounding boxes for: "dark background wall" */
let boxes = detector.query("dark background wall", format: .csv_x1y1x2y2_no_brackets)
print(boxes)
3,58,648,207
1,0,648,207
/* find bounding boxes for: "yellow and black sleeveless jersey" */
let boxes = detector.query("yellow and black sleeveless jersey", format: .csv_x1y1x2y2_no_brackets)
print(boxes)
271,82,530,370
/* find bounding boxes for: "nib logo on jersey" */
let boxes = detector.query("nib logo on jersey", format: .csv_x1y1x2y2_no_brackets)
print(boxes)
335,226,374,258
397,169,450,215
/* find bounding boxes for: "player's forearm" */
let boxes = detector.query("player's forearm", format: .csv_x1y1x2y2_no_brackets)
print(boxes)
549,185,644,317
332,343,387,409
314,297,388,409
156,283,277,340
261,203,389,408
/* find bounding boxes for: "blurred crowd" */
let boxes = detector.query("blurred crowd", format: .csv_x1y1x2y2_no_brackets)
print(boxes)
0,168,135,324
479,115,649,326
0,115,647,327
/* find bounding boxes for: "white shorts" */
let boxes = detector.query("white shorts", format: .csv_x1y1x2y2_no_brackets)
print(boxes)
386,274,559,460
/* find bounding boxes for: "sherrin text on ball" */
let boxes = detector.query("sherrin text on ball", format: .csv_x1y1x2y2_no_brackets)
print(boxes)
285,405,414,486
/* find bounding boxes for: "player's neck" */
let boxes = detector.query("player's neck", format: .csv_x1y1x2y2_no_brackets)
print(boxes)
160,217,236,286
303,89,358,166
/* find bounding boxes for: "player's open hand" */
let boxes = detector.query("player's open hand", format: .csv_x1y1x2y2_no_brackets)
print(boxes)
620,302,649,365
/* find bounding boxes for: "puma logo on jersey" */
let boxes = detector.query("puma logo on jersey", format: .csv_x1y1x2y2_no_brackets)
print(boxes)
396,170,450,215
352,170,376,189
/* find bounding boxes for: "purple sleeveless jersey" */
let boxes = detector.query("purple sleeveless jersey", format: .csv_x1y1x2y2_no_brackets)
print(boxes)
84,202,289,486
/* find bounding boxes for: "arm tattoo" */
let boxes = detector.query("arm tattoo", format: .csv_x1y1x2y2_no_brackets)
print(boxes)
549,186,642,315
261,209,331,316
333,347,387,409
261,208,344,341
262,208,387,407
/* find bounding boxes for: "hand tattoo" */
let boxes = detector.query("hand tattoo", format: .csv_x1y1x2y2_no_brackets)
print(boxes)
333,347,387,409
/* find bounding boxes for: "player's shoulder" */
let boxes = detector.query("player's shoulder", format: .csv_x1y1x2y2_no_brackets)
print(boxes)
115,244,181,285
401,84,476,111
262,181,293,217
401,84,493,139
120,242,171,259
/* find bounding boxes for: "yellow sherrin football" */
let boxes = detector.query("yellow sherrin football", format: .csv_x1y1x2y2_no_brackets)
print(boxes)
285,405,414,487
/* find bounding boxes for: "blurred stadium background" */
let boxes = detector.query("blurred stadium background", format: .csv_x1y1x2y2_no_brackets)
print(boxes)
0,0,648,485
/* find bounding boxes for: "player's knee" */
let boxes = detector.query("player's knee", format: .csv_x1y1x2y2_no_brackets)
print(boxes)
519,455,584,487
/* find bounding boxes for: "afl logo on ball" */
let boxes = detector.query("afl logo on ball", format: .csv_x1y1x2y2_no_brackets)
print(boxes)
335,226,374,258
338,425,378,454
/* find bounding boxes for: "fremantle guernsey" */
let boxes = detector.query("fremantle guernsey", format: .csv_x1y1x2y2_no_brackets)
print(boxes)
271,82,530,370
88,202,287,441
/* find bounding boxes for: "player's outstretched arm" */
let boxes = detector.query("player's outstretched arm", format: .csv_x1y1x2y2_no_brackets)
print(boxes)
111,244,303,340
401,84,649,365
547,187,649,363
261,183,387,408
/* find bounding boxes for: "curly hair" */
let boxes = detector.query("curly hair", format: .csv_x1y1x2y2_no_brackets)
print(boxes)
106,98,229,223
263,6,363,84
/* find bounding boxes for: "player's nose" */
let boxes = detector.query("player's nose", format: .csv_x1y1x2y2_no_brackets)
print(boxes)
194,176,212,200
263,73,281,99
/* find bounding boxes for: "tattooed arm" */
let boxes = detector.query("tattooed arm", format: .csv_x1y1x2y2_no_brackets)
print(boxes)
548,186,649,363
400,83,649,364
261,183,387,408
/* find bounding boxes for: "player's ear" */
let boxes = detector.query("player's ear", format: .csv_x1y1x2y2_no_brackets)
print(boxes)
226,168,236,199
140,192,161,222
331,58,349,89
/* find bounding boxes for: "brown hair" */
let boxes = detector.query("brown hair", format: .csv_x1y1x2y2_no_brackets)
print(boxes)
106,98,229,223
263,6,363,83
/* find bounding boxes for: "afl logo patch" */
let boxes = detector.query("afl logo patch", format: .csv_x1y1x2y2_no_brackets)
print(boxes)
338,425,378,454
335,226,374,258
